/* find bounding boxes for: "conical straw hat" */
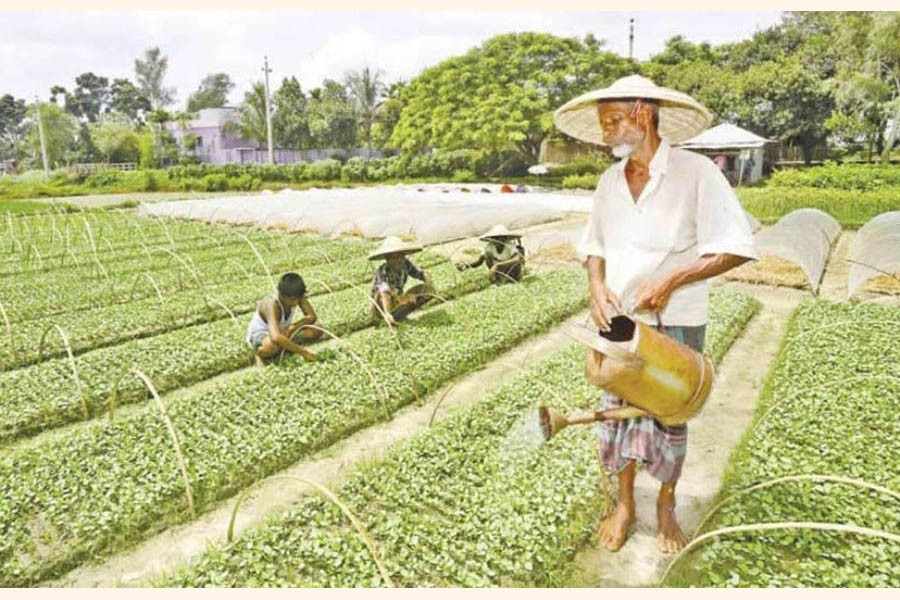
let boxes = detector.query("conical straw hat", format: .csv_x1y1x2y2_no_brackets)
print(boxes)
367,236,423,261
553,75,712,145
479,224,522,241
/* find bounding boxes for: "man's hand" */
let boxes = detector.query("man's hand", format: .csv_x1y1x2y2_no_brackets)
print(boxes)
589,279,623,332
632,275,675,314
455,263,466,272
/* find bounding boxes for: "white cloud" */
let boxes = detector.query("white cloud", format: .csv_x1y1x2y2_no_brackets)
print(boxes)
0,11,784,106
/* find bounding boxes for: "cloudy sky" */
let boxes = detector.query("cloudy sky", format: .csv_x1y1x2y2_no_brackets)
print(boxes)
1,11,784,107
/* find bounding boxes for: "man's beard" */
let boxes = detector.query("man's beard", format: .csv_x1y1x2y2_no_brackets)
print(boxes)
610,143,635,158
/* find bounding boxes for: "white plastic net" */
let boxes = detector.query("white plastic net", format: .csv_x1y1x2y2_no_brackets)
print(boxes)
752,208,841,293
847,211,900,298
140,186,594,244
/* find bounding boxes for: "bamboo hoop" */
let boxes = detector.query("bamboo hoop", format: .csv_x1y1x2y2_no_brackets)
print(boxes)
154,216,177,247
39,324,89,419
133,368,196,519
0,299,19,364
427,381,459,427
224,258,253,281
304,323,392,420
129,272,165,303
694,474,900,538
28,244,43,270
226,474,394,587
205,295,238,323
158,247,204,287
659,521,900,586
236,232,276,291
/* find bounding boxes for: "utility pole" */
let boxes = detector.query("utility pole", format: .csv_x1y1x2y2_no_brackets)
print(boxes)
262,55,274,165
628,18,635,61
34,95,50,180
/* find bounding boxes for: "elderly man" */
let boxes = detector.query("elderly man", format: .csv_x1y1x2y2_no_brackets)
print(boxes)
554,75,757,554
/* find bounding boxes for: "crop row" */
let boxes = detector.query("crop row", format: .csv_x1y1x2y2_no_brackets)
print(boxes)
0,268,589,586
663,300,900,587
2,211,236,260
0,223,290,280
167,287,760,587
0,261,491,444
737,187,900,228
0,250,446,372
2,234,369,324
767,163,900,191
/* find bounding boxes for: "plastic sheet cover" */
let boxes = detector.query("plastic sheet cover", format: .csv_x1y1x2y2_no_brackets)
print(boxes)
139,186,593,244
752,208,841,293
847,211,900,298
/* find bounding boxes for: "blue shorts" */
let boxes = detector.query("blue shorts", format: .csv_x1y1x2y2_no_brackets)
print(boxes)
247,330,269,350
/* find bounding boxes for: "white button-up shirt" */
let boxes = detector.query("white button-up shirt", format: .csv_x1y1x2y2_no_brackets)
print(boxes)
577,140,757,327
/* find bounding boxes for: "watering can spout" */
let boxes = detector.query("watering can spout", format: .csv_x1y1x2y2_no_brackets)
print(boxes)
538,405,650,441
538,406,569,441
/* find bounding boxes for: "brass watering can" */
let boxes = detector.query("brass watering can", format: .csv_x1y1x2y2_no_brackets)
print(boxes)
539,314,715,441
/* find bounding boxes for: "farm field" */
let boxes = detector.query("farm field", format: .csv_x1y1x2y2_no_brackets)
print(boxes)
1,186,898,589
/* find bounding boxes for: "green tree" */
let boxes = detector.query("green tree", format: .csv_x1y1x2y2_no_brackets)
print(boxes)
272,76,311,149
344,66,387,155
0,94,27,159
89,112,141,162
70,72,110,122
307,80,357,150
110,78,152,124
146,109,180,165
26,101,78,168
646,59,739,123
829,12,900,161
135,47,175,109
371,81,406,150
186,73,234,112
388,32,633,164
138,125,156,169
732,58,833,163
231,82,267,145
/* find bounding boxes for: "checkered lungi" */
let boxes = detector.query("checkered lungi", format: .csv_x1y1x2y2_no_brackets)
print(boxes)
596,324,706,483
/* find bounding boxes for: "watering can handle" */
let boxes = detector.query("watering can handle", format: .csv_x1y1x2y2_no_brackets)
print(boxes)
561,322,643,368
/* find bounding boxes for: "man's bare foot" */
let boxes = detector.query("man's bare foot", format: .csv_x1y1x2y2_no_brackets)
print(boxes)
597,501,636,552
656,496,688,553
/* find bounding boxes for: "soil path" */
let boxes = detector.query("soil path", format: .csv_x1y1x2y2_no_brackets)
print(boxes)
47,310,589,587
818,231,853,302
565,283,806,587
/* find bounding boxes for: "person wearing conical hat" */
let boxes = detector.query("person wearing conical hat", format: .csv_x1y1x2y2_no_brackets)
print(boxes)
456,224,526,284
368,236,435,326
554,75,757,555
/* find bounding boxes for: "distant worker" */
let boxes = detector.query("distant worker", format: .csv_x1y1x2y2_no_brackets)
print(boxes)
246,272,322,366
368,236,435,326
500,184,515,193
456,224,526,284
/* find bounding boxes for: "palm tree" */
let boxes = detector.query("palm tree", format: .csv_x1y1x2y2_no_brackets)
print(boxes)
225,82,268,146
344,67,387,158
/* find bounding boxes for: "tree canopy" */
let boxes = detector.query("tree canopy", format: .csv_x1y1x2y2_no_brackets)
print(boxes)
388,32,634,164
186,73,235,113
